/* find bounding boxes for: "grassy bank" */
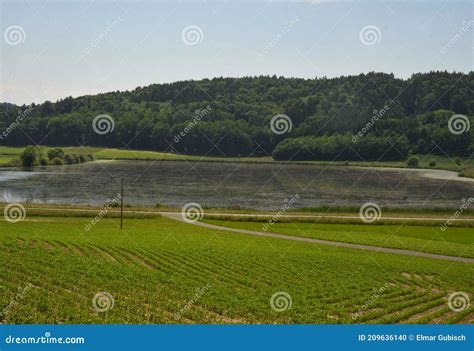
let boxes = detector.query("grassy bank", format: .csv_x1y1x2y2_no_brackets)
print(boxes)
2,203,473,226
0,146,472,177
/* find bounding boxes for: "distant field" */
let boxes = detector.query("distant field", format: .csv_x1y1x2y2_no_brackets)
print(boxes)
0,215,473,324
203,219,474,259
0,145,472,177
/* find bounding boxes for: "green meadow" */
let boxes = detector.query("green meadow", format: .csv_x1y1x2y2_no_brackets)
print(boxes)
1,215,472,324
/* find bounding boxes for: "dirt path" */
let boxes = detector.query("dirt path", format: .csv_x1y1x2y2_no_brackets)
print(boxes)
5,206,474,263
161,213,474,264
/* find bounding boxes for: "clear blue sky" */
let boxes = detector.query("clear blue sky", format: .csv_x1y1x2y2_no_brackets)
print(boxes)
1,0,472,105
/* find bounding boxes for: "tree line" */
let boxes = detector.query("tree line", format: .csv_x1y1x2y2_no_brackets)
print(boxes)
0,71,472,161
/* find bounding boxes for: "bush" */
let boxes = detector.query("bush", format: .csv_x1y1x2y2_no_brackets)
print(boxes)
39,157,49,166
78,154,86,163
51,157,64,165
19,145,42,167
429,160,436,167
72,154,81,163
47,148,64,160
407,156,419,168
455,157,462,166
64,154,75,164
86,154,95,161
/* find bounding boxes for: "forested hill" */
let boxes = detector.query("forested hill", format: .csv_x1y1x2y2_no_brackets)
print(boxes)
1,71,473,161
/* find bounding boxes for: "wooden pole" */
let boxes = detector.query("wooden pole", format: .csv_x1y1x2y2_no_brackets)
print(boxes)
120,177,123,230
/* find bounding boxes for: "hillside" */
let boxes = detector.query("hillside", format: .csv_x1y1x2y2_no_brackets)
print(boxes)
0,71,472,161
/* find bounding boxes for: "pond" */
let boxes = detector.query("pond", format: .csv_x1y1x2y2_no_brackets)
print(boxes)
0,160,473,210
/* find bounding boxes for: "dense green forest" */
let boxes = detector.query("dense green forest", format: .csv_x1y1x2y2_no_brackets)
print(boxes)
0,71,472,161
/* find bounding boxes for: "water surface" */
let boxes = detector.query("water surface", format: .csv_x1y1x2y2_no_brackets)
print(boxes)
1,160,473,210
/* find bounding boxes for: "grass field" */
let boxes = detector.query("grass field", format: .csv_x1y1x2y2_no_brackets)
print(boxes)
1,214,473,324
203,219,474,259
0,146,472,177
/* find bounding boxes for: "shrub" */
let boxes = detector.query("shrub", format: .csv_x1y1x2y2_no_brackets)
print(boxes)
86,154,95,161
19,146,42,167
72,154,81,163
407,156,419,168
64,154,75,164
51,157,64,165
455,157,462,166
47,148,64,160
78,154,86,163
428,160,436,167
39,157,49,166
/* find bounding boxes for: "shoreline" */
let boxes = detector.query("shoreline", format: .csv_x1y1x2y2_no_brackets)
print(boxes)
2,157,471,182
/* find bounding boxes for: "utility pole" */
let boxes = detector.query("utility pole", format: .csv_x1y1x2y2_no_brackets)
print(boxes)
120,177,123,230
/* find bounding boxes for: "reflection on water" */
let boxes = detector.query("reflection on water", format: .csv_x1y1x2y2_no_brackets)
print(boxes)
0,171,44,182
0,161,473,210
